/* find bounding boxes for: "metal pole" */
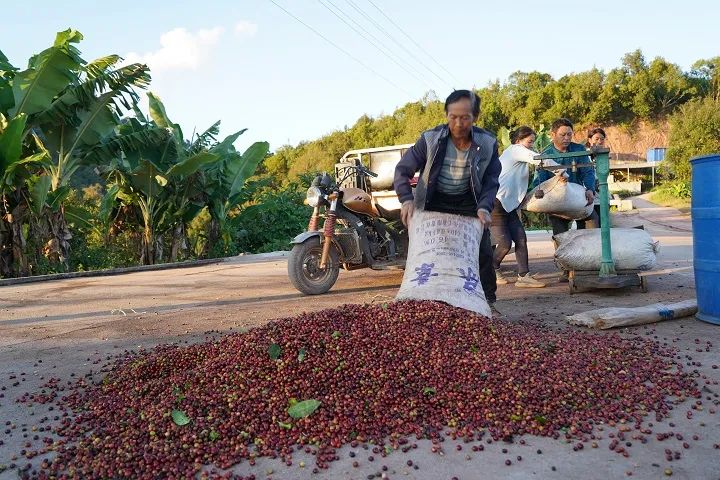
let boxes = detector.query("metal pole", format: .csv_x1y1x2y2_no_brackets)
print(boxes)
596,150,616,277
533,148,616,278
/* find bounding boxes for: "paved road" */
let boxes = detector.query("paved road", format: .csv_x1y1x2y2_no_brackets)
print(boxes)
0,195,696,345
1,199,717,480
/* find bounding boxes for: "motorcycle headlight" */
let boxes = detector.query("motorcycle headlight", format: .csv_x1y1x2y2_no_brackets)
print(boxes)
306,186,323,207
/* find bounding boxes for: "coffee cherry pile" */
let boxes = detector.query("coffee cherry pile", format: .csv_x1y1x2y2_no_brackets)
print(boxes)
23,301,700,479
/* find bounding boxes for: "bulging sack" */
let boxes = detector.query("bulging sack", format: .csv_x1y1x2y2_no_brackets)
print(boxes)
554,228,659,271
566,299,697,329
395,210,490,317
522,176,593,220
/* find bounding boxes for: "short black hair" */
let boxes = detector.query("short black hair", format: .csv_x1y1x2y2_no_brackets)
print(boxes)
587,127,607,139
444,90,481,118
550,118,574,132
510,126,535,144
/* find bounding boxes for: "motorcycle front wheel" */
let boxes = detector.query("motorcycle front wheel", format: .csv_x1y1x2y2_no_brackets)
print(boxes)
288,237,340,295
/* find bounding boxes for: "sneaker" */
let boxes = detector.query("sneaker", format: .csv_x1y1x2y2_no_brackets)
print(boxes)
495,269,508,285
516,273,546,288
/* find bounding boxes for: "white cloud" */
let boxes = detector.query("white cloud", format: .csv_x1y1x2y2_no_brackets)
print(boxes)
234,20,258,37
125,26,224,72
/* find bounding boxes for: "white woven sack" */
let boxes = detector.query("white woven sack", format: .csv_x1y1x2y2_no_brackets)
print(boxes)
522,176,593,220
395,210,491,317
566,299,697,329
554,228,659,271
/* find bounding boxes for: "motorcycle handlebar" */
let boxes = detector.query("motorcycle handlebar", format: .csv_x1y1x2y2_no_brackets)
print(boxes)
358,165,379,178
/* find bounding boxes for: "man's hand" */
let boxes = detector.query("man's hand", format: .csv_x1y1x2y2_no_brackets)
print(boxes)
534,189,544,199
585,189,594,206
400,200,414,227
477,209,492,228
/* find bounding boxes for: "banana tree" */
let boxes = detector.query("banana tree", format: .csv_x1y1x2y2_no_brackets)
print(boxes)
100,92,268,263
145,93,223,261
103,150,220,264
204,139,269,250
1,30,158,273
31,60,152,266
0,113,51,276
99,97,222,264
145,92,268,259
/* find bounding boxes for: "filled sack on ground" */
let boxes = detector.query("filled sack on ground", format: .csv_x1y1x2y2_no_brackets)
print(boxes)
522,176,593,220
553,228,659,271
395,210,491,317
567,299,697,329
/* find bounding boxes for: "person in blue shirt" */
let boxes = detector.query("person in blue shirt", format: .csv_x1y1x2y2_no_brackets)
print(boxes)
533,118,598,236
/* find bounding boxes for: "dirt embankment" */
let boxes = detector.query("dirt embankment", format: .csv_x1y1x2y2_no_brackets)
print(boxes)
575,121,669,160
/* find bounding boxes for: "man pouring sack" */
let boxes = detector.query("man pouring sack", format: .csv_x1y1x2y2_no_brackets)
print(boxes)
393,90,502,314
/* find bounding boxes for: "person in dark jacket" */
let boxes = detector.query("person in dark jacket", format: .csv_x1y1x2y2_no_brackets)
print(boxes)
533,117,598,235
532,118,597,282
393,90,502,310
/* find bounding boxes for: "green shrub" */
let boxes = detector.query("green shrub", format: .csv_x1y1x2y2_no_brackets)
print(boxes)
65,186,140,272
521,211,551,230
666,97,720,184
610,190,638,199
234,187,309,253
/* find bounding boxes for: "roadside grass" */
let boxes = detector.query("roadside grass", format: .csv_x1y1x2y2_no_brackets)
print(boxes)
648,189,691,212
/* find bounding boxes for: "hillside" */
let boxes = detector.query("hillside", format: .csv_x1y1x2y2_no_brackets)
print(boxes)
264,50,718,181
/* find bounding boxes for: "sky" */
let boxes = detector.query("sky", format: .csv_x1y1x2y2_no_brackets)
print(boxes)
2,1,718,153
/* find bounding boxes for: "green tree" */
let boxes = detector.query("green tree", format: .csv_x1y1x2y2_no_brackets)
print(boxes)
620,50,697,119
477,81,509,133
504,71,554,126
665,97,720,183
264,49,710,189
544,69,604,124
234,181,309,253
587,67,632,124
689,57,720,102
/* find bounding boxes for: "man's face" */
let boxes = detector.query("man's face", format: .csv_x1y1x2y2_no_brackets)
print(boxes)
552,126,573,151
446,98,475,139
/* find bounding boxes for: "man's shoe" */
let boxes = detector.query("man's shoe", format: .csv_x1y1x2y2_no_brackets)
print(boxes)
495,269,508,285
489,302,502,317
516,273,546,288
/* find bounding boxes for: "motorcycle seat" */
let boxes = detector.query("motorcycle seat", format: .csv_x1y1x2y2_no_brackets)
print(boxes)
375,203,402,222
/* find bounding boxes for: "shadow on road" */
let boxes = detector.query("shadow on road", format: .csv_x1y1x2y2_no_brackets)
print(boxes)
1,283,401,327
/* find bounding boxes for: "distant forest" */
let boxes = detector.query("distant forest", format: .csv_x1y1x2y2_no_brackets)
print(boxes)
264,49,720,182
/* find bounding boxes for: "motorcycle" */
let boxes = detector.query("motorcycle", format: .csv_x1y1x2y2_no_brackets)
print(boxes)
287,160,408,295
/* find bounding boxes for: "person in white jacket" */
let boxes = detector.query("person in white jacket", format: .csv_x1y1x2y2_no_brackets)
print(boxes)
492,126,560,287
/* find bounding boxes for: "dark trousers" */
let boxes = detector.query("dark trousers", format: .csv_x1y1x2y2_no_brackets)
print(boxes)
490,199,529,275
576,205,602,229
479,228,496,304
549,211,599,236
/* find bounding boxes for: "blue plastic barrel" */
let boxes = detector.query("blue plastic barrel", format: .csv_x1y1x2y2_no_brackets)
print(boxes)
691,153,720,324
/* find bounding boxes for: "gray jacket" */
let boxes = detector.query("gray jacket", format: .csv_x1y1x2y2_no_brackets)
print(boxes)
394,125,501,213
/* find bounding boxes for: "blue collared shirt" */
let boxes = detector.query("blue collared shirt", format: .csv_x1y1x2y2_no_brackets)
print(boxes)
532,142,595,191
